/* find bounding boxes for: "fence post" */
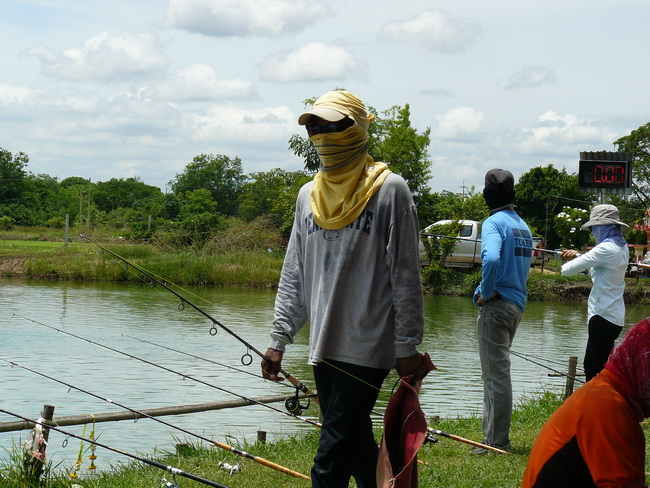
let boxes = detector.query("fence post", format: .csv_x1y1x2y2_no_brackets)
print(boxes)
257,431,267,444
564,356,578,399
25,404,55,483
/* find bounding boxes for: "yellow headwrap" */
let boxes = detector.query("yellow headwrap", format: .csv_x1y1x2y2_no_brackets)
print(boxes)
304,91,391,230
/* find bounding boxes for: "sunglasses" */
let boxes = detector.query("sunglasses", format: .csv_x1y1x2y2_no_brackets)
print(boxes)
306,118,353,135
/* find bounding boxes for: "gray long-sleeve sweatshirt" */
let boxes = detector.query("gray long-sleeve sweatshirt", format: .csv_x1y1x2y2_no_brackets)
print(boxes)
268,173,424,370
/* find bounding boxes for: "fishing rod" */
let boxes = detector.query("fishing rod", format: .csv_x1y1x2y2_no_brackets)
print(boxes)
124,334,499,457
429,319,585,384
122,335,500,456
0,408,232,488
122,333,312,415
121,333,297,392
0,358,310,480
14,314,321,428
421,233,561,255
81,236,318,403
426,428,509,454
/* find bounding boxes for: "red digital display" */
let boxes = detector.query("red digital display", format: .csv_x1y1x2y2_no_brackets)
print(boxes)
578,161,629,189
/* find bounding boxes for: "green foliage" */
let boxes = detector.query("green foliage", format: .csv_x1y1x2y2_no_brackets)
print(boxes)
553,206,591,249
287,133,320,172
92,177,163,214
169,153,246,216
421,220,464,267
0,147,28,202
0,215,15,230
369,104,432,199
515,165,594,248
615,122,650,208
45,216,65,228
238,168,310,228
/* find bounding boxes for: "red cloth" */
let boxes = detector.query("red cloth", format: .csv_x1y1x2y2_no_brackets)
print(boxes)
376,353,435,488
605,317,650,420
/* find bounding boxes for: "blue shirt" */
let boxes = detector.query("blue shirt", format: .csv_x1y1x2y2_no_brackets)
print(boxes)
474,208,532,311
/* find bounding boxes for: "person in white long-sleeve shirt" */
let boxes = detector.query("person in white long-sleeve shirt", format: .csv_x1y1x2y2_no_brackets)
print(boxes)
561,204,629,381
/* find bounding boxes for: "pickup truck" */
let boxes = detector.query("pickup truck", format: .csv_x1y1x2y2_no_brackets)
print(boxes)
419,219,546,268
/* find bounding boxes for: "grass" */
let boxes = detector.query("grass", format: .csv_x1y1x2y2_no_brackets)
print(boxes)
4,390,647,487
0,391,561,488
0,239,284,287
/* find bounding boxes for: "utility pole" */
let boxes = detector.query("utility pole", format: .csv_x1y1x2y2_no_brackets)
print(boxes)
87,178,91,235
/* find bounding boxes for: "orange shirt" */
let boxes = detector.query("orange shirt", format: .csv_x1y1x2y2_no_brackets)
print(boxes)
522,369,646,488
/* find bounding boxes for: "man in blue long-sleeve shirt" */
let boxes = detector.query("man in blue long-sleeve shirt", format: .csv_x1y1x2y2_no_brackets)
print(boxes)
472,168,532,453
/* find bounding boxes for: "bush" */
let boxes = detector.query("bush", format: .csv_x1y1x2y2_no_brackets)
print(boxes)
0,216,15,230
46,216,65,228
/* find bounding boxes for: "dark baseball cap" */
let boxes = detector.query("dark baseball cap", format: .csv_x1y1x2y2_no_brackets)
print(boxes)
484,168,515,192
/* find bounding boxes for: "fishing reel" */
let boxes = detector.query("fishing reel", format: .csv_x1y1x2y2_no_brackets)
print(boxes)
218,461,242,475
424,432,439,445
285,387,310,416
160,476,180,488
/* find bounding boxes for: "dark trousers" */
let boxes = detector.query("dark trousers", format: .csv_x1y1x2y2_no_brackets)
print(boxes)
311,359,389,488
584,315,622,381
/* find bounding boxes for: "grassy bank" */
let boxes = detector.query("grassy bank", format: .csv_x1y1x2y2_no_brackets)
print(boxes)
3,236,650,303
0,391,587,488
0,239,285,287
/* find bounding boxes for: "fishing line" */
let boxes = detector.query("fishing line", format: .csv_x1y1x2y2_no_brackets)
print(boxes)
0,408,233,488
0,358,310,480
427,318,586,382
121,333,298,393
80,236,318,402
123,333,312,414
14,314,320,428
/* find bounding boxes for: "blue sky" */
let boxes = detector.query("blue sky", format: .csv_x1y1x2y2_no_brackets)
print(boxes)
1,0,648,194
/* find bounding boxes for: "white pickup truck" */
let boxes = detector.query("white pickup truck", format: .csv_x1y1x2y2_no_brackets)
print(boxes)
419,219,546,268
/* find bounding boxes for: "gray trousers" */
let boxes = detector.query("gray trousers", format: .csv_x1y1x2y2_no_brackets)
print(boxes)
477,298,522,449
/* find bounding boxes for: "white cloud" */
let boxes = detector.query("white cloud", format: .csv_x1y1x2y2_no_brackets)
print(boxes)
183,104,295,144
0,84,42,105
503,66,557,90
511,111,618,155
139,64,257,101
379,9,481,53
432,107,489,141
165,0,331,38
260,42,367,83
23,31,169,82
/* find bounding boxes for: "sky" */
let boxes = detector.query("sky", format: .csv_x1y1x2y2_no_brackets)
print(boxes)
1,0,649,195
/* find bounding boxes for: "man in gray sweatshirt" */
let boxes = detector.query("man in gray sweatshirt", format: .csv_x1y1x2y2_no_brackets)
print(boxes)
261,90,428,488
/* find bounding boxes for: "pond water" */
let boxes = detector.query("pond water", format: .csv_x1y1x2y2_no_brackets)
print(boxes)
0,278,647,475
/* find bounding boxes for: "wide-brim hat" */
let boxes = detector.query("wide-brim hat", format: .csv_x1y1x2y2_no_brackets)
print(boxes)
580,204,629,230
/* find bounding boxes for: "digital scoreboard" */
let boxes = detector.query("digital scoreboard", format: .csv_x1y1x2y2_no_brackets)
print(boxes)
578,151,632,194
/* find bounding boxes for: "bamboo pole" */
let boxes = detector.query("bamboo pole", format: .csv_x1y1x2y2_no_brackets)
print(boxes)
0,393,308,433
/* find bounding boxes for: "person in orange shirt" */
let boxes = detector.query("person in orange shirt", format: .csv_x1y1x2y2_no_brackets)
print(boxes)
521,318,650,487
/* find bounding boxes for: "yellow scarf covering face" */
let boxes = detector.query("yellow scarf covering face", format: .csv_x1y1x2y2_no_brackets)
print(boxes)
308,91,391,230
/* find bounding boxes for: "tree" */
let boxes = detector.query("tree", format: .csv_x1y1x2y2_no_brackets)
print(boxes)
368,104,432,200
0,147,28,203
238,168,310,226
169,154,245,217
178,189,218,219
614,122,650,208
93,177,162,214
515,165,594,249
